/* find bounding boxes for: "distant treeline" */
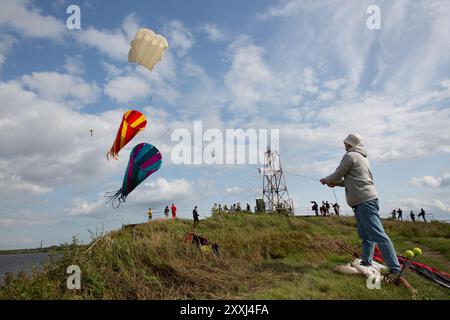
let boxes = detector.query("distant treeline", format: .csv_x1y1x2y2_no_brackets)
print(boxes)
0,246,62,255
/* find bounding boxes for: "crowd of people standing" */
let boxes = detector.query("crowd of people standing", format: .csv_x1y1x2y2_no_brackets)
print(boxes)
211,202,253,215
391,208,427,222
310,201,340,216
146,203,178,221
145,201,256,229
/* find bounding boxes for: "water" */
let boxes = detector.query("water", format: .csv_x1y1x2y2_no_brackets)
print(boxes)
0,252,57,283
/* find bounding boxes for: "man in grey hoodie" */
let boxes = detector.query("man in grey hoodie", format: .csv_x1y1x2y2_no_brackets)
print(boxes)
320,134,402,278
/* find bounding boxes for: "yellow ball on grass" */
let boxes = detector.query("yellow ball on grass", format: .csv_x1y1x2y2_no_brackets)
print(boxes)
404,250,415,259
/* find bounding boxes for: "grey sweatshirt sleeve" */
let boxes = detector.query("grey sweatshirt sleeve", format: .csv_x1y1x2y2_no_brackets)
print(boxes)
325,154,354,184
334,179,345,187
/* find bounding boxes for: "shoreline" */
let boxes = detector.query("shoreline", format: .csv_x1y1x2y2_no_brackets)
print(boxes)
0,246,62,256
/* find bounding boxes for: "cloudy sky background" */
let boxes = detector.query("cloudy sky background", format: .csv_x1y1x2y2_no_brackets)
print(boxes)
0,0,449,249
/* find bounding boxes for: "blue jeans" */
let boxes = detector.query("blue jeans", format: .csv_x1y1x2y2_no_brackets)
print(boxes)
353,199,401,274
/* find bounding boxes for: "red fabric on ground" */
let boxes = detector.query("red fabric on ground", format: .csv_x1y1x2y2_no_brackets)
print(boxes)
373,246,450,278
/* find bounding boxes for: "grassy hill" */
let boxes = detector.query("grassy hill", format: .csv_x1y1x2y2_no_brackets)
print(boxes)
1,213,449,300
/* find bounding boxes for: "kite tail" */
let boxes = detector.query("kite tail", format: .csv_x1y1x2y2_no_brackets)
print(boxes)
106,150,119,161
105,189,127,208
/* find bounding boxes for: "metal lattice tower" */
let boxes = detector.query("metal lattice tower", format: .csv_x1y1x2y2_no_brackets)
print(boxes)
259,149,294,215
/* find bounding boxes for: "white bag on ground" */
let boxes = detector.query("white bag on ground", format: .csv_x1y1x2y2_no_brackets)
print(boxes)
334,263,361,275
335,259,387,278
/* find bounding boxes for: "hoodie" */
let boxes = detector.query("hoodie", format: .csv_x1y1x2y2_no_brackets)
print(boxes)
325,144,378,208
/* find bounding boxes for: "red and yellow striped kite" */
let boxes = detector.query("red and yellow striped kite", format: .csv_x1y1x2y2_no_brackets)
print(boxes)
107,110,147,160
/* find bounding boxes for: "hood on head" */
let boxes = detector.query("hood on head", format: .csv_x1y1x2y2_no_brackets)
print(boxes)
348,144,368,157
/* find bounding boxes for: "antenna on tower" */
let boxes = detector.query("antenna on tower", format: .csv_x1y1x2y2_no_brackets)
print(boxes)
258,147,294,215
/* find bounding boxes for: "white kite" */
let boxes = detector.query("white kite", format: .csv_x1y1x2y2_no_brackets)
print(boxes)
128,28,168,71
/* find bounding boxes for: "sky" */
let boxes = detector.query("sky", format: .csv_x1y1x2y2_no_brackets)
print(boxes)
0,0,449,249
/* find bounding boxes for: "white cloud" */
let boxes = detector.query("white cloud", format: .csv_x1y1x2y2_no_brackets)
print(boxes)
21,71,100,104
121,14,141,41
431,199,450,213
0,80,122,194
0,34,16,67
63,55,85,76
199,23,225,41
163,20,194,56
104,74,151,103
0,173,53,195
69,197,104,216
381,1,450,95
74,14,140,62
103,48,181,105
323,78,347,91
0,0,65,40
312,92,450,162
225,36,278,113
257,0,308,20
0,209,60,227
132,178,193,203
302,68,319,94
442,79,450,89
317,91,335,101
256,1,450,104
102,62,125,78
76,26,130,61
285,159,338,179
411,173,450,188
225,186,244,195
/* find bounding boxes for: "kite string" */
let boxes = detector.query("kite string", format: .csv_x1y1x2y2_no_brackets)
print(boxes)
155,128,171,149
284,170,340,205
205,158,260,196
284,171,319,181
332,188,339,205
224,164,260,194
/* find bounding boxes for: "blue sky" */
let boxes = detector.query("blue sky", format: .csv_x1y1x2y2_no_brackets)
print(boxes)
0,0,449,249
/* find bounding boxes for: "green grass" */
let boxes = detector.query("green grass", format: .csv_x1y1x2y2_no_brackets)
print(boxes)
1,214,449,300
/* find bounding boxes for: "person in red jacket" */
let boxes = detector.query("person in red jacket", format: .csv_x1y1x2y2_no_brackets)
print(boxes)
171,203,177,219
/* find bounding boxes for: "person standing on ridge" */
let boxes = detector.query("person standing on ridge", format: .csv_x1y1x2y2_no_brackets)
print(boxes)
410,210,415,222
311,201,319,216
164,205,170,219
193,206,199,228
320,134,403,283
391,209,397,220
397,208,403,221
418,208,427,222
333,202,340,216
171,203,177,219
146,208,152,222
